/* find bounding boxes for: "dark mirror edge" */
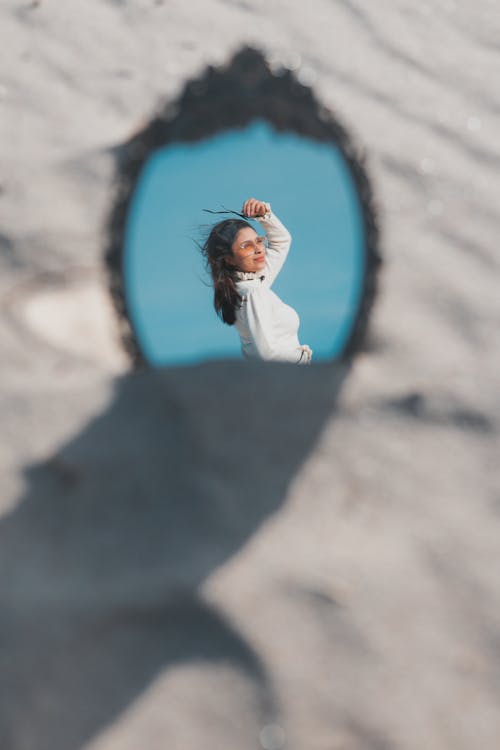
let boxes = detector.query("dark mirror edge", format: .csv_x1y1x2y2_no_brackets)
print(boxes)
104,45,382,370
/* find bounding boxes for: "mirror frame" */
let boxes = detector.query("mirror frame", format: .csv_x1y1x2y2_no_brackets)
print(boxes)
105,46,382,368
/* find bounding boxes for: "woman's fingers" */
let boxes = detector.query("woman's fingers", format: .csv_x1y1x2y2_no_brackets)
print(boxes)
242,199,258,216
242,198,267,217
299,344,313,363
242,199,252,216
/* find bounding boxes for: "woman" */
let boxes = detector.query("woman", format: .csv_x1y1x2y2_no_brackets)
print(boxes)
202,197,312,364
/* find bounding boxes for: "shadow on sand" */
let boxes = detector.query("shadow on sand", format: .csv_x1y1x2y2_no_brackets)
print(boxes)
0,359,347,750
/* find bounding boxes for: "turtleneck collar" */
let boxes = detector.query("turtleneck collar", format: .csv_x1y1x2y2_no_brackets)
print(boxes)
235,270,266,282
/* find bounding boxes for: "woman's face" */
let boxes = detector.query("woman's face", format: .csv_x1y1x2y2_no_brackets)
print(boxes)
228,227,267,274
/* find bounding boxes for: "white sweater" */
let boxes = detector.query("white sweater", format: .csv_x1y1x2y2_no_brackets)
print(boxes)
234,205,312,364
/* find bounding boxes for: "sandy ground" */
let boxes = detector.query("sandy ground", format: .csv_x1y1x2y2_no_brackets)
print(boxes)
1,1,500,749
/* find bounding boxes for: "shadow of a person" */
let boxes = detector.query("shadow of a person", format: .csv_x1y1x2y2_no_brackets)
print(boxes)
0,359,347,750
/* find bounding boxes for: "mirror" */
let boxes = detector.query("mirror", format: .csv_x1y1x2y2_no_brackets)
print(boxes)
107,47,380,367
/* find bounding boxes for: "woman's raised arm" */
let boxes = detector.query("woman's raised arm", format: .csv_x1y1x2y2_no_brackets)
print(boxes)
241,198,292,286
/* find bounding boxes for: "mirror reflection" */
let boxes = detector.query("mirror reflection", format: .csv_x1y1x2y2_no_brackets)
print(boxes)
124,120,366,365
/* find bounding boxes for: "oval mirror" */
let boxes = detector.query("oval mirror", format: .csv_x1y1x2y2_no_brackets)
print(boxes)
107,47,381,367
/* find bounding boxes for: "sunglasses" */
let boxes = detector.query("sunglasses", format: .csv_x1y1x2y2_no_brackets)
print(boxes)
237,236,269,254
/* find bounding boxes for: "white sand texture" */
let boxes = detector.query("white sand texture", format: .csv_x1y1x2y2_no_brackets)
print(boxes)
1,2,500,749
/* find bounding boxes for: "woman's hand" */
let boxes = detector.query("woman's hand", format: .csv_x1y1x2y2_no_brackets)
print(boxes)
299,344,313,364
242,198,268,218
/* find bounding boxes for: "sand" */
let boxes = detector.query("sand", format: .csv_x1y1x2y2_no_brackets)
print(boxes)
1,1,499,748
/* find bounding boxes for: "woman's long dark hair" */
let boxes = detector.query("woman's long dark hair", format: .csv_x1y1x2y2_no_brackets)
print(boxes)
200,218,252,325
